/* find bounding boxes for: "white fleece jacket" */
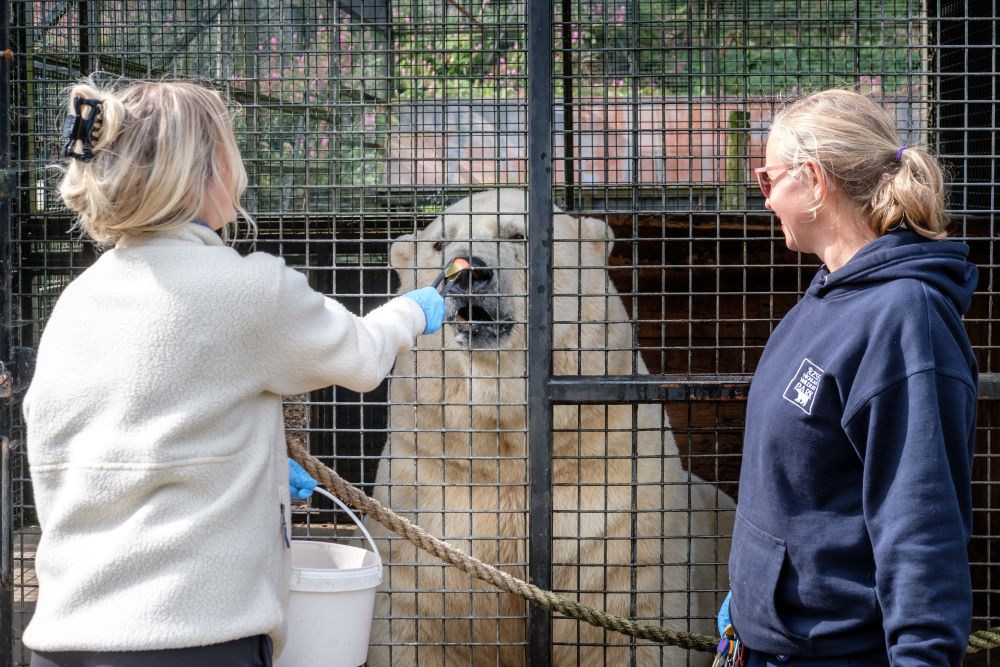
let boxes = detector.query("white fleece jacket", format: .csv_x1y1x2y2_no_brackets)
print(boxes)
22,223,426,654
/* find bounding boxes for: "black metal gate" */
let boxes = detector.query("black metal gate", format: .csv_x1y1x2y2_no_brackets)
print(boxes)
1,1,998,666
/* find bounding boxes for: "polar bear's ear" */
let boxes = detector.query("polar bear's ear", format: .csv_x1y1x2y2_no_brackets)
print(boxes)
580,216,615,260
390,233,416,269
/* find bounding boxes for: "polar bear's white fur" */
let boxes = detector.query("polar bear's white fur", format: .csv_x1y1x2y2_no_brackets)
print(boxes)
367,189,733,666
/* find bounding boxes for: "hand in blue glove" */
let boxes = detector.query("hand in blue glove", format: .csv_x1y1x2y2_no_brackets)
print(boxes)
717,590,732,636
288,458,317,500
403,286,446,335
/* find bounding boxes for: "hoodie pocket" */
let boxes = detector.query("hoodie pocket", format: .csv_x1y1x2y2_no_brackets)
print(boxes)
729,509,808,647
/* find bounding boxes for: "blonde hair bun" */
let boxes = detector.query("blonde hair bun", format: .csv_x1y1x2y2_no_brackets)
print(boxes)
57,76,251,245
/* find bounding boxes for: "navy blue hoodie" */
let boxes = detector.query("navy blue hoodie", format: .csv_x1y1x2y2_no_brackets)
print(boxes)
729,231,978,666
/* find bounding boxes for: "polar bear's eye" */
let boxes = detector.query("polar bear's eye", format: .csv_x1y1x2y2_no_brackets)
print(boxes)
433,241,445,252
509,233,525,241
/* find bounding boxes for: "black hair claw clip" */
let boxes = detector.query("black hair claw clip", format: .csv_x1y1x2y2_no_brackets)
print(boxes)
61,97,103,162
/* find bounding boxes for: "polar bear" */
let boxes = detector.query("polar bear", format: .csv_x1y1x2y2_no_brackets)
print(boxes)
367,189,733,666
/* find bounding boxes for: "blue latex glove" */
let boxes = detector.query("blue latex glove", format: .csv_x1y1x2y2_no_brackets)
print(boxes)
288,457,317,500
717,590,732,636
403,286,446,335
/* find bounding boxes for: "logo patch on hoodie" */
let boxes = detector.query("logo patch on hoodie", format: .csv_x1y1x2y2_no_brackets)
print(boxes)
783,358,824,415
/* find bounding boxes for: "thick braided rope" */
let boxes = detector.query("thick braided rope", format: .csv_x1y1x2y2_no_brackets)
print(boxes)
969,628,1000,654
289,441,716,652
287,441,999,656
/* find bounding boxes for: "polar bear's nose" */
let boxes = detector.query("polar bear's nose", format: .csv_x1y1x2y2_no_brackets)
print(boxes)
454,256,493,293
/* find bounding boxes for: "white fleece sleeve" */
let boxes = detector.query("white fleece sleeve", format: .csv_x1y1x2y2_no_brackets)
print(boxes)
260,257,426,395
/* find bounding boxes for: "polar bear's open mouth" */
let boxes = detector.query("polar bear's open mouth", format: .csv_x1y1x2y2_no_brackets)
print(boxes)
448,297,515,347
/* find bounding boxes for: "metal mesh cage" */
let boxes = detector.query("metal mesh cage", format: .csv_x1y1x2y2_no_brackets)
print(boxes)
1,1,996,666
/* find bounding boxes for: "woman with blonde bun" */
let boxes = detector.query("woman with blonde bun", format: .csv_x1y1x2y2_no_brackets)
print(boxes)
718,89,978,667
23,78,444,667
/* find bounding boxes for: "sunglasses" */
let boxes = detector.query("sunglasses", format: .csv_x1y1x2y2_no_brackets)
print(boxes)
754,164,794,198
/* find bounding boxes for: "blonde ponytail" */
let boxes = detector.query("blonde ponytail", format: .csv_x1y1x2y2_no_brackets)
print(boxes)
867,146,948,239
772,89,950,240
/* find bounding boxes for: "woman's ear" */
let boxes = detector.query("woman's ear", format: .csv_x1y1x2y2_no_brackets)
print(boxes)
804,160,828,205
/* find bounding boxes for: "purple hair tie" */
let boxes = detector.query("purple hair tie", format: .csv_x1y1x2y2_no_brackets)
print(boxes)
895,146,906,162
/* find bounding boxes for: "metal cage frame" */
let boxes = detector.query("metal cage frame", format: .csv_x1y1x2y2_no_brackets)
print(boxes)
1,1,998,666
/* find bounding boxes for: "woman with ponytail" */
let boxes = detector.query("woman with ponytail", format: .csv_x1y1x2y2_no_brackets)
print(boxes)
721,89,978,667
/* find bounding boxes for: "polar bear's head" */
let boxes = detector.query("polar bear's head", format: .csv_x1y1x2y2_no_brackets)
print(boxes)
390,189,614,351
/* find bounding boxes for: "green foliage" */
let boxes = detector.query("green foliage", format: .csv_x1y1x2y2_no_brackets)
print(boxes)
389,0,924,100
240,0,926,203
30,1,924,211
390,0,526,100
229,7,389,209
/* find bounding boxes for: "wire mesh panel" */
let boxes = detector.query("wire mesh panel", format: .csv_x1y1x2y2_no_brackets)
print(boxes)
545,2,998,664
5,1,404,664
0,1,997,666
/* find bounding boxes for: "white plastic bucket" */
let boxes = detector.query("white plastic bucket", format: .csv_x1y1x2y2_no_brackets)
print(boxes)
274,487,382,667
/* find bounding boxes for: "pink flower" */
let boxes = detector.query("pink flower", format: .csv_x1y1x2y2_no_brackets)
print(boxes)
257,43,264,51
270,36,278,45
615,5,626,21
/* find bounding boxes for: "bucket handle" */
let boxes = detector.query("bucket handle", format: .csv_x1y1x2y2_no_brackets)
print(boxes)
312,486,383,579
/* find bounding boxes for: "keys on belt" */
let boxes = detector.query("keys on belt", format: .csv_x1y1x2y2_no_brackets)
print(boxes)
712,624,746,667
